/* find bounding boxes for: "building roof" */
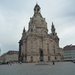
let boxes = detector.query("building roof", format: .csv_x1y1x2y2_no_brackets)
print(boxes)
63,45,75,50
7,50,19,54
1,50,19,56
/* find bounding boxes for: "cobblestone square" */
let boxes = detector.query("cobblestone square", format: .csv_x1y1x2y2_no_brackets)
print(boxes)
0,62,75,75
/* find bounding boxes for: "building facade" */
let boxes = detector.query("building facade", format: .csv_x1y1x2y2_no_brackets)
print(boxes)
19,4,61,63
63,45,75,61
59,48,64,60
1,50,18,63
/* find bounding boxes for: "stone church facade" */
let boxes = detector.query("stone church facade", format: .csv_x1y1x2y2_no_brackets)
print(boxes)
18,4,61,63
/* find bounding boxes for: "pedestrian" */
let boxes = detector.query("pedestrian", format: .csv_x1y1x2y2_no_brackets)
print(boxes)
19,61,22,64
53,61,55,65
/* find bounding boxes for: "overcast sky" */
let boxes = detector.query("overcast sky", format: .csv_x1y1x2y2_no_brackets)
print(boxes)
0,0,75,55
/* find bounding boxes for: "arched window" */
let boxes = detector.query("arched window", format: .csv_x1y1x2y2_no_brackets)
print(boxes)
38,40,41,49
47,43,49,54
53,45,55,54
54,49,55,54
30,41,33,52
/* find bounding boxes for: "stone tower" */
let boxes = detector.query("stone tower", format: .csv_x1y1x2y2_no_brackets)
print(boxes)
18,4,61,63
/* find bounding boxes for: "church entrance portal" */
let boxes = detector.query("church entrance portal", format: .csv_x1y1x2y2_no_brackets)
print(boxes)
39,48,43,61
48,56,50,61
31,56,33,62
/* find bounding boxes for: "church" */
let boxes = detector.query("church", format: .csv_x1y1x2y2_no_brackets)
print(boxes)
18,4,61,63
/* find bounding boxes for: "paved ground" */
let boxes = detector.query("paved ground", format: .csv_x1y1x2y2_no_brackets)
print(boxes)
0,62,75,75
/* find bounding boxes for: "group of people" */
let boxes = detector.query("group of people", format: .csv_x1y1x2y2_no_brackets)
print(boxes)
7,61,22,65
7,61,55,65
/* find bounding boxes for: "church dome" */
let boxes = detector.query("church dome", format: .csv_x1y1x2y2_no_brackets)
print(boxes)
28,3,47,33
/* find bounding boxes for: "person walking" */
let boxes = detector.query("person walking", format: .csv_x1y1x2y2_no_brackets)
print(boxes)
53,61,55,65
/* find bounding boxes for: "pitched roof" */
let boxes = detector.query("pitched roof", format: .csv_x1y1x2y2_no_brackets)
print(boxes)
7,50,19,54
1,50,19,56
63,45,75,50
